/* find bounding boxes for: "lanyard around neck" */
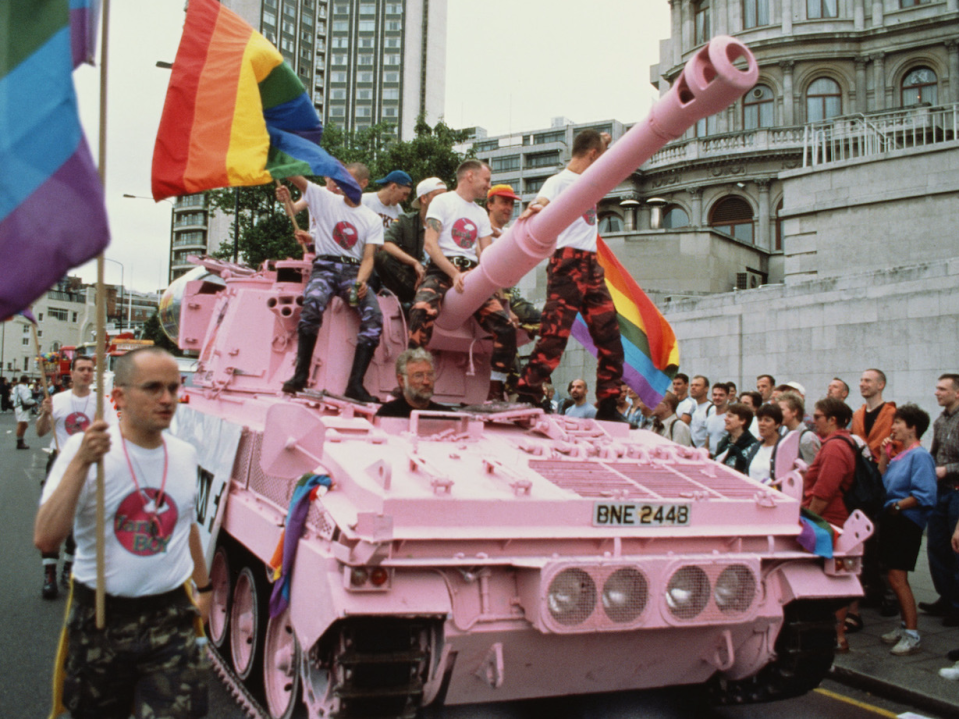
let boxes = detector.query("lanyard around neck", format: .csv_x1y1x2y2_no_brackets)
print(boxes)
121,431,168,513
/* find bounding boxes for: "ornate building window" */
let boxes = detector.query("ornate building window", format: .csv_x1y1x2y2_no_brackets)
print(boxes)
806,78,841,122
743,0,769,29
696,114,719,137
695,1,711,45
902,67,938,106
710,197,754,243
598,214,624,233
744,85,774,129
663,206,690,229
807,0,838,18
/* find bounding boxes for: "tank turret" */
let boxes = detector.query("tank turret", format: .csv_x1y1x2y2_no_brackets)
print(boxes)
165,38,872,719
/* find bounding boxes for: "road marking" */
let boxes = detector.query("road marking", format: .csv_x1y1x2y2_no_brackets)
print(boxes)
814,688,900,717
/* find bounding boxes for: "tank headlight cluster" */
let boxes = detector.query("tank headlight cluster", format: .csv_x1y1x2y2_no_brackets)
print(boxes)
665,566,710,620
713,564,756,615
547,568,596,626
601,568,649,623
348,566,390,590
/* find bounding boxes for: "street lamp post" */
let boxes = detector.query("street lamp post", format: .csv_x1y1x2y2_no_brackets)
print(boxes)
103,257,124,332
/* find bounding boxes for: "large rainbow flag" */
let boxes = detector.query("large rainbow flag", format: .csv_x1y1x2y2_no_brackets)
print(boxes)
570,237,680,408
0,0,110,320
152,0,360,203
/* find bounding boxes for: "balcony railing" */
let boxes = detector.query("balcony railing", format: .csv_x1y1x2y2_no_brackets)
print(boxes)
644,126,805,169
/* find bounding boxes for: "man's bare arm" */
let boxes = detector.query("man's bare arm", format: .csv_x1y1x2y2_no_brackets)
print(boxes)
36,398,53,437
189,524,211,624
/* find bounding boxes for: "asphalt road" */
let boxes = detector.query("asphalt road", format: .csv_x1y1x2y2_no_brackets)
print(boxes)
0,411,943,719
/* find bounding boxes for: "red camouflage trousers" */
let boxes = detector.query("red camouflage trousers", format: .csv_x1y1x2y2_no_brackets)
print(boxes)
517,247,623,401
408,268,516,374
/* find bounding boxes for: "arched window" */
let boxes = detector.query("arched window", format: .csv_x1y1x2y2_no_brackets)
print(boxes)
598,214,624,233
806,77,841,122
710,197,754,243
744,85,774,129
902,67,938,106
663,206,690,229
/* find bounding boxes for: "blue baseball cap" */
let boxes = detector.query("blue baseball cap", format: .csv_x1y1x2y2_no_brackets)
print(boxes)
375,170,413,187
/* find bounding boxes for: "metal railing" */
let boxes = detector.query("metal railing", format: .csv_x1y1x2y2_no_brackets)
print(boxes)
803,103,959,168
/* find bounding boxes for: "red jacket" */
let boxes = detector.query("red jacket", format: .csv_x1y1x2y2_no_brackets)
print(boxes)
852,402,899,459
802,429,856,527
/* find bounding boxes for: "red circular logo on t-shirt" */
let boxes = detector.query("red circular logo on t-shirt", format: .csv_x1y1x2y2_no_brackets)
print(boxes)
582,207,597,226
113,489,179,556
332,221,358,249
451,218,478,249
64,411,91,435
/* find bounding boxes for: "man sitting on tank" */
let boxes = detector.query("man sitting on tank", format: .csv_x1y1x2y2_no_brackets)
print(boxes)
377,348,447,418
276,166,384,402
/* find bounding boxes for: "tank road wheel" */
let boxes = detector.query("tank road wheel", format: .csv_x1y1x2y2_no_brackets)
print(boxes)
230,565,268,684
263,609,304,719
207,544,233,653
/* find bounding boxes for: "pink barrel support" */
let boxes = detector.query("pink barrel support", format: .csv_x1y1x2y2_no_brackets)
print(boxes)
436,36,759,331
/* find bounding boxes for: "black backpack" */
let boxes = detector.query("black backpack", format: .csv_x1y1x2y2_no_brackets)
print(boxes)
828,435,886,519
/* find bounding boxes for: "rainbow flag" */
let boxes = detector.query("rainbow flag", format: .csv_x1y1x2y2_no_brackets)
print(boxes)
152,0,360,204
570,237,679,408
69,0,100,67
0,0,110,321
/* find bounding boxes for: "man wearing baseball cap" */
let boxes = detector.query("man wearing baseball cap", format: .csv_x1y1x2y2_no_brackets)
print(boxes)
363,170,413,229
375,177,447,304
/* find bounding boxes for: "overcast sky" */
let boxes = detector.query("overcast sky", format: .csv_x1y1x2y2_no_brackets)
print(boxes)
71,0,670,292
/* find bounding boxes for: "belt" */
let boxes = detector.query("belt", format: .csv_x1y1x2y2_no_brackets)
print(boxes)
72,581,188,616
317,254,361,266
431,256,477,270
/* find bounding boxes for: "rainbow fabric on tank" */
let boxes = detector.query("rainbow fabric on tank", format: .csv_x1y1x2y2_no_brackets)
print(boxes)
151,0,360,203
570,237,680,408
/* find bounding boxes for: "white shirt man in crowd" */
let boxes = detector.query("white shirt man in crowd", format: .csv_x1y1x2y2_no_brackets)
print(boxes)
35,347,210,719
672,373,696,424
705,382,730,456
689,375,715,449
757,374,775,404
407,159,516,401
564,379,597,419
362,170,413,228
35,355,118,599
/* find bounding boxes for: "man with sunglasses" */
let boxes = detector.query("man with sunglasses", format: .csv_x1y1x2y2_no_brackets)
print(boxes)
34,347,210,719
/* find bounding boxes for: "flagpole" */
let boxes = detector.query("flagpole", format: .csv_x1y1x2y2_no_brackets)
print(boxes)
94,0,112,630
31,324,59,454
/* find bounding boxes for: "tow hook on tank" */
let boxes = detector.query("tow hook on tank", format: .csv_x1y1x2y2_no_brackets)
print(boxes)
475,642,505,689
705,629,736,672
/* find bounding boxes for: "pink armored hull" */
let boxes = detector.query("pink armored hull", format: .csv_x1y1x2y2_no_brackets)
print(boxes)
165,37,872,719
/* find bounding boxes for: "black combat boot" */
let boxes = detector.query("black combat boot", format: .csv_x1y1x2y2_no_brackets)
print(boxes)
42,564,58,600
17,437,29,450
344,343,379,404
282,330,318,394
595,396,628,422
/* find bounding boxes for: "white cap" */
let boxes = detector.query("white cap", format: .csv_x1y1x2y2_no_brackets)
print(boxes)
411,177,447,209
785,381,806,396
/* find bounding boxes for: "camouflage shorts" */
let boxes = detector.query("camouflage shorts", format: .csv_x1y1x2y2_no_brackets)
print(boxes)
63,586,208,719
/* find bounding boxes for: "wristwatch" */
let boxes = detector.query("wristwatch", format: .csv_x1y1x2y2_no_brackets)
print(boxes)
893,502,901,513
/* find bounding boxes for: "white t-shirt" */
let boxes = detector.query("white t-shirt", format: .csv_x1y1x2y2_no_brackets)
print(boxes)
48,390,118,451
705,410,728,456
676,396,696,420
13,383,35,422
40,425,199,597
425,191,492,263
538,168,597,252
565,402,597,419
305,182,384,261
748,443,775,484
689,400,714,448
362,192,401,229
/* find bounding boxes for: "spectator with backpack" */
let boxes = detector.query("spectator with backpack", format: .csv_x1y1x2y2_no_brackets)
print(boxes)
650,392,692,447
688,375,714,449
746,403,783,485
13,374,36,450
873,404,938,656
779,391,821,466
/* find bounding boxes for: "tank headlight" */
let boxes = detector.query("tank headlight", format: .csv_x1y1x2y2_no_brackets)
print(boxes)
714,565,756,614
547,568,596,626
666,566,710,619
601,568,648,623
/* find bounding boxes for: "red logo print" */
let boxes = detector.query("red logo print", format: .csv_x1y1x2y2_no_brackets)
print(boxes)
64,411,91,435
333,221,359,249
113,489,179,556
582,207,597,226
450,218,478,249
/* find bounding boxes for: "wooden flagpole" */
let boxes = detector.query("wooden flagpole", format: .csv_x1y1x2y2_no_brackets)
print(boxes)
93,0,112,630
30,324,59,454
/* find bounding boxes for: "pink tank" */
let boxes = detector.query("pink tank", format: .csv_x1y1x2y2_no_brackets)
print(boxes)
163,37,872,719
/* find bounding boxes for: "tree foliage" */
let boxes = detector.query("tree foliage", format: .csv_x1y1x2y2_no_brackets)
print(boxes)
206,117,473,268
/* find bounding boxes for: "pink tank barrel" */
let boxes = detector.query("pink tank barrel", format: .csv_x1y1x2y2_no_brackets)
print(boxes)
436,36,758,330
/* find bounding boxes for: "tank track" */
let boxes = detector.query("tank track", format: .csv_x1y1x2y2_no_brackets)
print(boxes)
706,599,838,705
208,643,271,719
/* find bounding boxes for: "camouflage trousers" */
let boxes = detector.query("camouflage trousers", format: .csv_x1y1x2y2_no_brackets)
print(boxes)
299,259,383,348
517,247,624,401
62,584,208,718
408,267,516,374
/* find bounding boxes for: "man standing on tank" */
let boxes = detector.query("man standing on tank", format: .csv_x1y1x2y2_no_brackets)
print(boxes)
407,159,516,402
34,347,210,719
514,130,624,421
276,165,384,403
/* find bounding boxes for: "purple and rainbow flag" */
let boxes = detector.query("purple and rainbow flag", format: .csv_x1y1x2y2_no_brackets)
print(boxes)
70,0,100,68
571,237,680,408
0,0,109,320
